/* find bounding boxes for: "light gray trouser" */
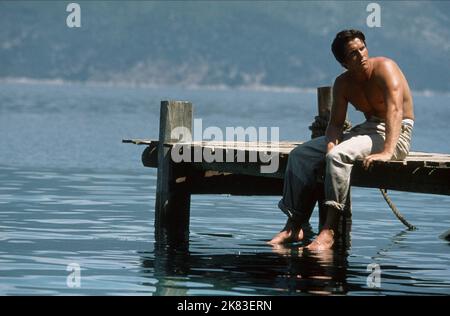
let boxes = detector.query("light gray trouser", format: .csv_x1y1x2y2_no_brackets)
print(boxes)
278,117,413,223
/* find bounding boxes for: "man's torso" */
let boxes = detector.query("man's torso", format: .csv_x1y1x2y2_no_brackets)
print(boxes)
341,57,414,120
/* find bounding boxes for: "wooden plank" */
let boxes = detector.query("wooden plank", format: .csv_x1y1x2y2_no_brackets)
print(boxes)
352,160,450,195
124,138,450,195
122,139,154,145
124,138,450,168
182,171,284,195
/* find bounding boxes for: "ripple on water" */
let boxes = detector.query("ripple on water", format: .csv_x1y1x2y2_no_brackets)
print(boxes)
0,166,449,295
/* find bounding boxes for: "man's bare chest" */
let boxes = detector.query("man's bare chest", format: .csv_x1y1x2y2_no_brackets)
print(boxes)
347,82,385,112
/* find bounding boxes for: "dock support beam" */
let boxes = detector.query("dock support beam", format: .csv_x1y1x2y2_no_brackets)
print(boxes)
311,87,352,236
155,101,193,246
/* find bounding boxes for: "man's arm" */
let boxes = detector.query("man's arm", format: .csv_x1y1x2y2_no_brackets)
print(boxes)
326,76,348,153
363,60,403,169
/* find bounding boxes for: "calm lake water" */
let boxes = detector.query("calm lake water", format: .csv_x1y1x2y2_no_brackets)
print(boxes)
0,82,449,295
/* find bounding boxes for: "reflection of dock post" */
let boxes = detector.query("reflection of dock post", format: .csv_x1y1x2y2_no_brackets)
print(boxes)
154,101,193,245
310,87,352,234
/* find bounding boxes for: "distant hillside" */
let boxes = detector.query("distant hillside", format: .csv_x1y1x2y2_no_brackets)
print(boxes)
1,1,450,91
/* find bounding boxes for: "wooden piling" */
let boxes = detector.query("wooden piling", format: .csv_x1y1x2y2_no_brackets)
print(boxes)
155,100,193,245
312,86,352,232
317,86,333,119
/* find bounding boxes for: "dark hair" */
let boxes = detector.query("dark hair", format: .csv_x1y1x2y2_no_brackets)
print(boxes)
331,29,366,66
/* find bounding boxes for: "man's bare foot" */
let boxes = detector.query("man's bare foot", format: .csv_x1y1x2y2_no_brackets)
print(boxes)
305,228,335,251
267,220,304,245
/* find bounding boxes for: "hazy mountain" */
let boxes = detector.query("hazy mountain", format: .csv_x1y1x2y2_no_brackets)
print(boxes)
1,1,449,91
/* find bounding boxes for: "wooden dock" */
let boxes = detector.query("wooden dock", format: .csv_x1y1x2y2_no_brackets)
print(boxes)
123,87,450,245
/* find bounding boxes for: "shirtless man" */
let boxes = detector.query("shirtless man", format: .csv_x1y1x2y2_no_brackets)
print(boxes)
269,29,415,250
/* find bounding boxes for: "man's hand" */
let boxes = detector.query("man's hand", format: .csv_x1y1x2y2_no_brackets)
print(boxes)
363,152,393,170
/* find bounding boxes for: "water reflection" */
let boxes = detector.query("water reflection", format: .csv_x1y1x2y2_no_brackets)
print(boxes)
141,221,358,296
1,164,449,295
140,246,356,295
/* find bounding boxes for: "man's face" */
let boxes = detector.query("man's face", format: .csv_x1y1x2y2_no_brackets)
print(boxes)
342,38,369,71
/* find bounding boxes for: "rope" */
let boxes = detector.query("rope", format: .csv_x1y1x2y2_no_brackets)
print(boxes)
309,115,352,138
379,188,416,230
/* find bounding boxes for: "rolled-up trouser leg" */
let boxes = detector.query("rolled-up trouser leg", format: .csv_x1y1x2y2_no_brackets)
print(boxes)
279,136,327,223
324,120,386,211
324,135,380,210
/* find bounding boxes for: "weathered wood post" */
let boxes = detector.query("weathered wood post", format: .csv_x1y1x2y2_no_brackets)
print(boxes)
310,87,333,227
155,100,193,246
310,87,352,235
